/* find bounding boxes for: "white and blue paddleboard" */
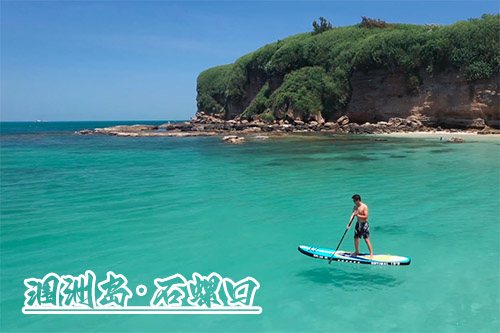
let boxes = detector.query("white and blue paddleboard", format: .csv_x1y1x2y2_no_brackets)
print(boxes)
298,245,411,266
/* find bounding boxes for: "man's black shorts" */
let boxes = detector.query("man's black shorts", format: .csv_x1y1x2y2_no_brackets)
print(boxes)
354,221,370,239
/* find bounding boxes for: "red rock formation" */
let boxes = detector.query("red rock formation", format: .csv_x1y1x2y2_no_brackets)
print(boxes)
345,69,499,128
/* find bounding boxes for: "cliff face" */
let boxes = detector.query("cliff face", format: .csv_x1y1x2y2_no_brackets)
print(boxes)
345,70,500,128
207,69,499,128
225,68,268,120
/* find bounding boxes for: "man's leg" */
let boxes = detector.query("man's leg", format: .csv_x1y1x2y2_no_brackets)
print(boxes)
353,237,360,255
364,237,373,259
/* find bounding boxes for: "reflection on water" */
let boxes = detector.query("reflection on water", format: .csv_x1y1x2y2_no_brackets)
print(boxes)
296,267,402,290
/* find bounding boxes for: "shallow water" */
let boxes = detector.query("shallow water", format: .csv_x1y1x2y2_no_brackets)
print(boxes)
1,122,499,332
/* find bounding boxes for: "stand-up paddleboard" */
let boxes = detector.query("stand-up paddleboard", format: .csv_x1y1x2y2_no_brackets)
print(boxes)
298,245,411,266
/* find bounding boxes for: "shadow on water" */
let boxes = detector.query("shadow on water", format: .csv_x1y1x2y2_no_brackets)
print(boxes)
374,225,438,239
261,154,380,167
429,149,454,154
263,156,331,166
372,225,407,235
264,161,285,167
337,156,377,162
296,267,402,291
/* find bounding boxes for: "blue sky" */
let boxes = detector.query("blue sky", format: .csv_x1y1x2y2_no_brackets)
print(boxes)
1,1,499,121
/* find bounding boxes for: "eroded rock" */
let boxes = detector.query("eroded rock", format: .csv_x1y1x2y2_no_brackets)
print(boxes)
222,135,245,144
447,137,465,143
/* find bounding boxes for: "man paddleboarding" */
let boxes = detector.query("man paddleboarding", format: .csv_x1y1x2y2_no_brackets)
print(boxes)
350,194,373,259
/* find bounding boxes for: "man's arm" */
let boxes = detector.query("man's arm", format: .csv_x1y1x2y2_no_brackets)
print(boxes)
347,212,356,229
356,206,369,219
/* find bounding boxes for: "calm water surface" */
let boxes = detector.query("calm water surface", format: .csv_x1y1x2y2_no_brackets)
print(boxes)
1,122,499,332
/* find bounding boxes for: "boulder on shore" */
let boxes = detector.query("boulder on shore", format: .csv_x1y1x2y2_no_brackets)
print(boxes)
76,129,93,135
336,115,350,126
222,135,245,144
447,137,465,143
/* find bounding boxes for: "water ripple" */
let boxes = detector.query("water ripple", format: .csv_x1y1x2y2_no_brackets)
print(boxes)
296,267,403,290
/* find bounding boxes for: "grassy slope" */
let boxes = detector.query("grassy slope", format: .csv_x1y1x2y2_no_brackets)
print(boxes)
197,14,500,121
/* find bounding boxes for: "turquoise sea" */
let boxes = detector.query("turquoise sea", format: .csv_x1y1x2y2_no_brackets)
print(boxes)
1,121,499,332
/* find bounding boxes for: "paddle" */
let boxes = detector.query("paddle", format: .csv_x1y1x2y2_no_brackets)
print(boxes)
328,213,356,264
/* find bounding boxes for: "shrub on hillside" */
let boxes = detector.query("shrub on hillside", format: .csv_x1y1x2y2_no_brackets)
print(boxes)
360,16,391,28
312,17,333,35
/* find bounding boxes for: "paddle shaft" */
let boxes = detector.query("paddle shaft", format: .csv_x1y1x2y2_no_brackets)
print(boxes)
328,214,356,264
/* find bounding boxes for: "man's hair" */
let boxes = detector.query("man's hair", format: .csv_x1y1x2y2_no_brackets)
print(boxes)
352,194,361,201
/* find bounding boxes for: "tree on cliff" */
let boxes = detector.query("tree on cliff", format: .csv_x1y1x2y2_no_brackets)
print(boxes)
312,17,333,35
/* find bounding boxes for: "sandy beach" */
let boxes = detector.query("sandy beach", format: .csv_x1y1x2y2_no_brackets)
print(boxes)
376,131,500,139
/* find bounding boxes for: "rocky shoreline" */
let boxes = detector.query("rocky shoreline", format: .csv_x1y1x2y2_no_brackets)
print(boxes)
75,111,500,139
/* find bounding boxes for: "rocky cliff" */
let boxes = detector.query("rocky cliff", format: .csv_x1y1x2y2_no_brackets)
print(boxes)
197,15,500,129
202,68,499,129
345,69,499,128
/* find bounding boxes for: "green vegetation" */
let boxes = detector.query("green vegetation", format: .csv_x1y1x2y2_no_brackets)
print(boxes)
271,66,341,120
197,14,500,121
197,64,233,115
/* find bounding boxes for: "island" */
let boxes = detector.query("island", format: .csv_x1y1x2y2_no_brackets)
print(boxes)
77,15,500,138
